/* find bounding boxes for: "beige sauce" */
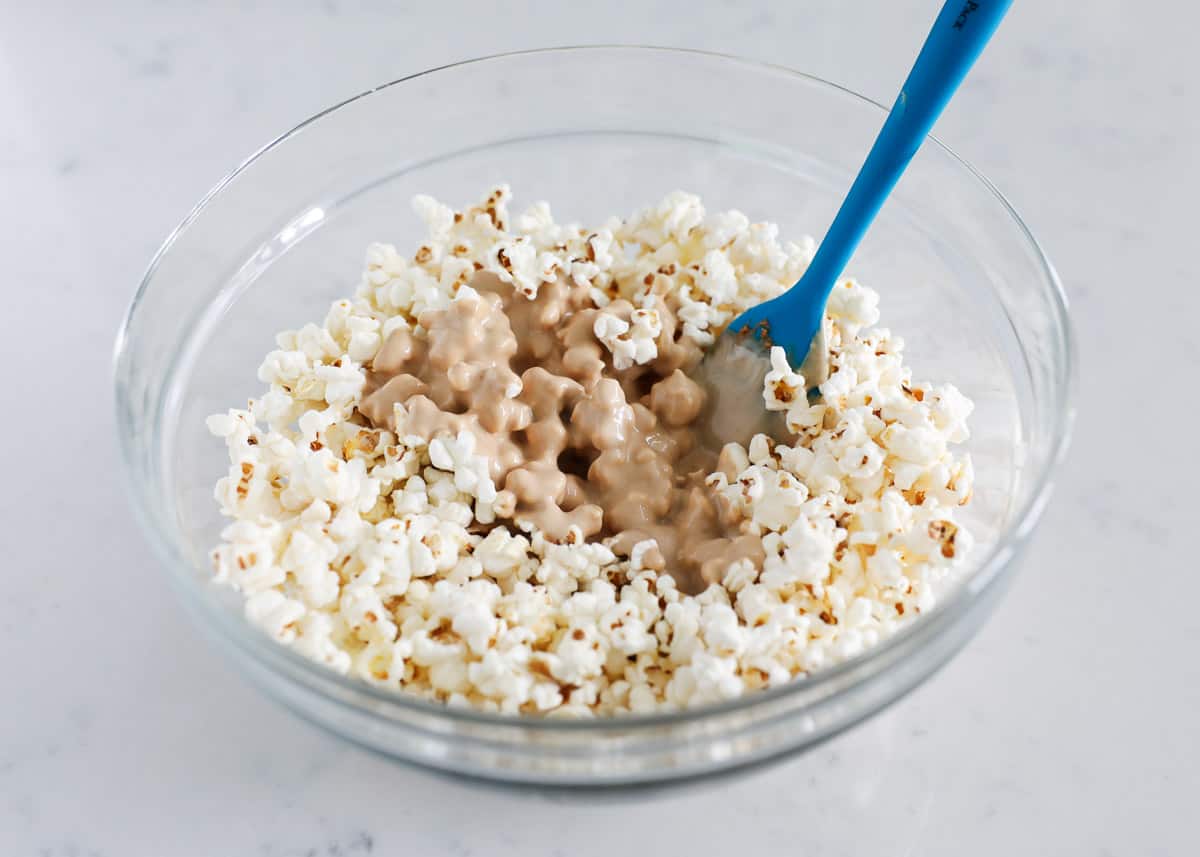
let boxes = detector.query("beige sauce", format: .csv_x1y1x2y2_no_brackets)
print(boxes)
358,271,762,593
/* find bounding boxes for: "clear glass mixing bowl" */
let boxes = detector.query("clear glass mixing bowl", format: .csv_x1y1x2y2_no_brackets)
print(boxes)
113,47,1074,787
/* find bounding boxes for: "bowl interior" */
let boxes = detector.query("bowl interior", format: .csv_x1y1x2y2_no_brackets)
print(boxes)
120,48,1065,719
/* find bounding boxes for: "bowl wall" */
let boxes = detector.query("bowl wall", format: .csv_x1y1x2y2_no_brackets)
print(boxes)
115,47,1072,785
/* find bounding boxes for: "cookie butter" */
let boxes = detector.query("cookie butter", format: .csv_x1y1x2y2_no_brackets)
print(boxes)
359,271,762,594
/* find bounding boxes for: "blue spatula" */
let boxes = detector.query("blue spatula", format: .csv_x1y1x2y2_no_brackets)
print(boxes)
699,0,1011,445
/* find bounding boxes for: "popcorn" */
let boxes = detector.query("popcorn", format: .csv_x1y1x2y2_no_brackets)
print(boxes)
427,431,498,503
763,346,805,411
772,511,842,587
412,194,456,241
703,209,750,249
593,304,662,370
628,190,706,245
207,187,977,716
490,237,561,298
314,359,365,407
928,383,975,444
244,590,306,642
693,250,740,306
826,278,881,333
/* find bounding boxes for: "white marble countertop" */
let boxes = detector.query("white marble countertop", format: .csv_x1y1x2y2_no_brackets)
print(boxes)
4,1,1197,854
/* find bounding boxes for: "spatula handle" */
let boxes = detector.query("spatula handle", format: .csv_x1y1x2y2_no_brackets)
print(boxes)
801,0,1012,300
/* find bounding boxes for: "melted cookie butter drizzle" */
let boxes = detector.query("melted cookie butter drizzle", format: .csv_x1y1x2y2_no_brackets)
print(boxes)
358,271,763,593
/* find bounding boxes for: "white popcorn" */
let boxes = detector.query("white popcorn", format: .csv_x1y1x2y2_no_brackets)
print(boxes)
827,409,887,481
722,558,759,594
628,539,660,573
763,346,805,411
207,186,976,716
314,360,364,407
703,209,750,249
593,304,662,370
667,651,743,707
693,249,739,305
514,200,557,240
629,190,706,246
211,519,285,593
490,237,560,299
474,528,530,578
412,194,456,241
773,512,841,586
928,383,975,443
747,469,808,532
257,349,309,390
323,299,384,363
882,422,946,465
428,431,498,503
244,590,306,642
826,279,881,332
674,287,723,344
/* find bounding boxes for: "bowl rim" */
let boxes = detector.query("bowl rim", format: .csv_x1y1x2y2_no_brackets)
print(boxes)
114,44,1077,733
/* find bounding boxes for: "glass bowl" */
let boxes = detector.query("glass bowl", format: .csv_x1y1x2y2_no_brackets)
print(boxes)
113,46,1074,787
